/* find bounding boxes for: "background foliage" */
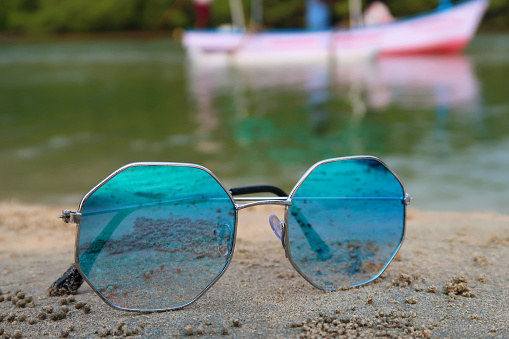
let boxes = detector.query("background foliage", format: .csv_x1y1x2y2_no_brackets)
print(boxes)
0,0,507,33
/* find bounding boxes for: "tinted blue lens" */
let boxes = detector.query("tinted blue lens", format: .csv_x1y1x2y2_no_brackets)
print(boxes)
77,164,236,310
287,158,405,289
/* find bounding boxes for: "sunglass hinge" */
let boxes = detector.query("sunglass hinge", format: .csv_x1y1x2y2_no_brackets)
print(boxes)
403,194,413,206
58,210,81,224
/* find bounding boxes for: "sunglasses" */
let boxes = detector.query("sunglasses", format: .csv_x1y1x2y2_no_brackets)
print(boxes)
52,156,411,312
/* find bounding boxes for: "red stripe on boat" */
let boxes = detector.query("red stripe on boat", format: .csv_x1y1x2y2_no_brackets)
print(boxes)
381,39,469,56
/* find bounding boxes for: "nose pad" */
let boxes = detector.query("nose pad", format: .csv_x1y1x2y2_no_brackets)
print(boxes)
214,220,232,257
269,214,284,243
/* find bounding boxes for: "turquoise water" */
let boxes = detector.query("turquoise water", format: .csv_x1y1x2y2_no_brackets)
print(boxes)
0,34,508,214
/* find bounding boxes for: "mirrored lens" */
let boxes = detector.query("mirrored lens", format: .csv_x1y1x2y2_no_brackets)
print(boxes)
287,158,405,289
77,165,235,310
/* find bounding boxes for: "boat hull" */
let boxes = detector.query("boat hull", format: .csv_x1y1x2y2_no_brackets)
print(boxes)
343,0,489,56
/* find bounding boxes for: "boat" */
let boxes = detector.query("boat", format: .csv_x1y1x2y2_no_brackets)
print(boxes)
183,0,489,63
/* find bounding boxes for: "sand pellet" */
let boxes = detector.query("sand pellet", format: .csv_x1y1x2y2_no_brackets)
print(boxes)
184,325,193,335
98,328,109,337
405,297,417,304
393,273,414,287
443,276,475,297
75,302,85,309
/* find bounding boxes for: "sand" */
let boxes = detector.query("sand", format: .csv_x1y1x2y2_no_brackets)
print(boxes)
0,201,508,338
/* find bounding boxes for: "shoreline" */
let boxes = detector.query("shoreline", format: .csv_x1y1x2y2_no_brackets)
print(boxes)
1,30,509,45
0,31,175,44
0,202,508,338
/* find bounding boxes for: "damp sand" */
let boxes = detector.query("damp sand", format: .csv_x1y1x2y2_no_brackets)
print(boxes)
0,202,508,338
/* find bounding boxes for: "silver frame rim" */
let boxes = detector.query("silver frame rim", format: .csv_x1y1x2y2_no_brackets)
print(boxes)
282,155,408,290
71,156,409,312
74,162,239,313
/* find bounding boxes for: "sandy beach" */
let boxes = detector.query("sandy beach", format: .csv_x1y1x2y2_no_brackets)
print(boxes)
0,201,508,338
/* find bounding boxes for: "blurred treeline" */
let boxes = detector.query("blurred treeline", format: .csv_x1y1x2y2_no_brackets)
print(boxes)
0,0,507,33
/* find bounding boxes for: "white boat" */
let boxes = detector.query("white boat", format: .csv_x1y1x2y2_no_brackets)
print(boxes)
183,0,489,63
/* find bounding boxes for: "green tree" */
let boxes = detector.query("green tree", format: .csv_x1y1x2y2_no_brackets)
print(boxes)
142,0,194,29
0,0,508,34
484,0,509,29
8,0,142,32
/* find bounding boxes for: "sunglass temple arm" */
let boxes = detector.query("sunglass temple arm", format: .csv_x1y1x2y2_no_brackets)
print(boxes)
230,185,287,197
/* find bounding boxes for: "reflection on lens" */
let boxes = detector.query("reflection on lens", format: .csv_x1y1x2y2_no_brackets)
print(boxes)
77,165,235,311
287,158,405,289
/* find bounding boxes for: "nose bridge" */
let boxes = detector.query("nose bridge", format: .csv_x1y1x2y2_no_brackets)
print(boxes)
234,197,291,210
233,197,289,247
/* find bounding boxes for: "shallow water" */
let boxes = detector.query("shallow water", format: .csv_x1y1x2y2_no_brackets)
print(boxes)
0,34,508,214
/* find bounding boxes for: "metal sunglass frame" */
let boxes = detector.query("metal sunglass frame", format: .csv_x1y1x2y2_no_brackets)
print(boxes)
53,155,411,312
